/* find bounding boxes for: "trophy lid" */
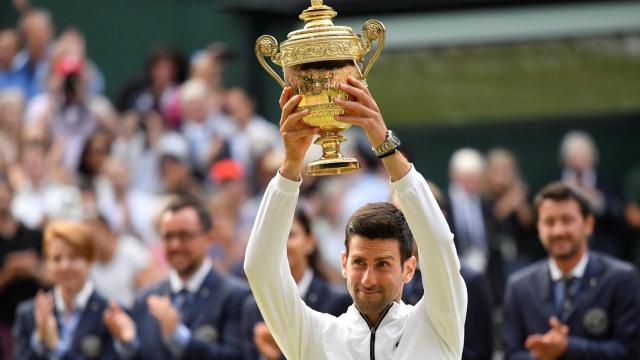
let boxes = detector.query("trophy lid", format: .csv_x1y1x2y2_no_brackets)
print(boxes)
279,0,366,67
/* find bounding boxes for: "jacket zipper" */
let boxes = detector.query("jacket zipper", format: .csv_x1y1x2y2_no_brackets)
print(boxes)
359,304,393,360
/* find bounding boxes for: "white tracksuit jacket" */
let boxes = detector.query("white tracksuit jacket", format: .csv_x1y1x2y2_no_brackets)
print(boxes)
244,166,467,359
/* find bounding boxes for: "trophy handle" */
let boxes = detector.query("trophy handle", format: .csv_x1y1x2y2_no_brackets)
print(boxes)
255,35,286,88
361,20,386,79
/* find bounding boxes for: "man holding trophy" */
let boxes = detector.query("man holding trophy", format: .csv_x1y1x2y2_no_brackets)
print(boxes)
244,73,467,358
246,2,467,359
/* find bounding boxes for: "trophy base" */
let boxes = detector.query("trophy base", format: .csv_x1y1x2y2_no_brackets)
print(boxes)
305,157,360,176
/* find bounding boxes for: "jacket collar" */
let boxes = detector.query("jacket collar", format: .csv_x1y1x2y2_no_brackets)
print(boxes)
54,281,94,314
548,252,590,281
345,301,409,333
169,259,212,294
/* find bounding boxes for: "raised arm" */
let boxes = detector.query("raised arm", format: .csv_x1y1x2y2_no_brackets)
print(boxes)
336,77,467,355
243,88,327,360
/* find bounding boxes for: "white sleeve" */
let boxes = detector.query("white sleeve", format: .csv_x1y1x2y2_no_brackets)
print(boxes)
244,172,331,360
392,166,467,356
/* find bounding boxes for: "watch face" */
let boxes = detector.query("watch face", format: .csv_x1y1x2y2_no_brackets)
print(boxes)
389,131,400,146
374,130,400,156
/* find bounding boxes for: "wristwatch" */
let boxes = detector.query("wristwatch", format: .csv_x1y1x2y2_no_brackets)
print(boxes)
372,130,401,159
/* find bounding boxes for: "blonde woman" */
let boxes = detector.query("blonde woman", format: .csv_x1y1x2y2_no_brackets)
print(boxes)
13,220,116,359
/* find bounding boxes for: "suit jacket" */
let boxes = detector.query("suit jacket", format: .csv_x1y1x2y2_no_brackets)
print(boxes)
131,268,250,360
503,251,640,359
242,273,351,360
12,290,116,360
403,267,493,360
445,193,505,306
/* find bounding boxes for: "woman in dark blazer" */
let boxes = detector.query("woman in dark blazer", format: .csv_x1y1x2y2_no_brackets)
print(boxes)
13,220,116,359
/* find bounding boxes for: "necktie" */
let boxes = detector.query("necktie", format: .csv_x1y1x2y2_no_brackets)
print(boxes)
174,289,193,313
559,277,577,321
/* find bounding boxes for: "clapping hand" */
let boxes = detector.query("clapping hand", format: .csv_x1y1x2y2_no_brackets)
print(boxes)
525,317,569,360
254,322,282,360
147,295,180,338
103,302,136,344
34,291,59,350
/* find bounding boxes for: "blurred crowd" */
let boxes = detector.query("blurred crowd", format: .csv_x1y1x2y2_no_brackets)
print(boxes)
1,6,640,360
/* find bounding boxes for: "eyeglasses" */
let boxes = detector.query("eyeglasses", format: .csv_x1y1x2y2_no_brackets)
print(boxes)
160,231,204,243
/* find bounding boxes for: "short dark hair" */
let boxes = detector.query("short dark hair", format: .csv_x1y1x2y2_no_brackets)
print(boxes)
534,181,592,219
344,202,413,264
161,194,213,232
294,207,312,235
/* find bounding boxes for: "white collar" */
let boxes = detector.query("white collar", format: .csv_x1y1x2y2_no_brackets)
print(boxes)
169,258,212,294
54,281,94,313
297,268,314,298
548,252,590,281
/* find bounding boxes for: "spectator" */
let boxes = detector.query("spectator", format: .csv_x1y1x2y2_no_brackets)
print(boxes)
0,29,28,93
96,157,160,244
0,174,45,358
103,195,250,359
503,181,640,359
338,137,391,229
448,148,504,304
119,46,186,128
77,129,112,187
190,43,231,93
242,208,351,360
559,130,623,256
112,110,165,193
224,87,281,176
0,88,25,167
24,33,115,173
448,148,490,272
12,8,54,99
207,159,249,273
13,220,117,359
11,125,84,228
311,176,349,280
158,132,202,196
188,43,231,118
484,148,539,273
48,27,105,96
87,216,161,309
179,79,233,176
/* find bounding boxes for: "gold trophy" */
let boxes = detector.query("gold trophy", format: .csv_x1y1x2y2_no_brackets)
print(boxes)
256,0,386,176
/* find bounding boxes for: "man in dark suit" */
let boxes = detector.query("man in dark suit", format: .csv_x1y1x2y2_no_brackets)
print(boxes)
446,148,505,305
103,195,250,360
503,181,640,360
